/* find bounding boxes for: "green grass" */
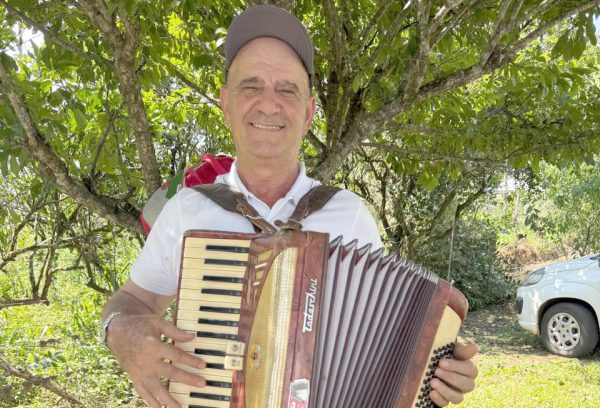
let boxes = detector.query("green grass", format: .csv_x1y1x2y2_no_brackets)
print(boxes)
0,272,142,408
457,303,600,407
3,268,600,407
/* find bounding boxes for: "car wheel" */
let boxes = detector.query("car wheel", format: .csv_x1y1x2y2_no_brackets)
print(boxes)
540,303,599,358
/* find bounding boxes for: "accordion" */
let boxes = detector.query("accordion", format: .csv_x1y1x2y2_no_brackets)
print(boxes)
169,229,468,408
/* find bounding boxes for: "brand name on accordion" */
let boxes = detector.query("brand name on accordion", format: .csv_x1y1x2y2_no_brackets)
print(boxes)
302,278,318,333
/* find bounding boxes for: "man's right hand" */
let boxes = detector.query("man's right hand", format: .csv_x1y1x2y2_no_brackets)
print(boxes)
106,313,206,408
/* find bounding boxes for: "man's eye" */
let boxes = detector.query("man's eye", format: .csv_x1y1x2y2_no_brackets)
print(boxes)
279,89,297,95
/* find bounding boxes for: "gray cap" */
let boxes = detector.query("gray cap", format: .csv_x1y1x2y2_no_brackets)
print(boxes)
225,5,314,84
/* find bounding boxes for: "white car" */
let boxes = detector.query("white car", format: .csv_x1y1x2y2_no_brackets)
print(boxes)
516,254,600,357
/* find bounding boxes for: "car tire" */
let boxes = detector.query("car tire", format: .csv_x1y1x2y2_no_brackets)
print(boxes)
540,303,599,358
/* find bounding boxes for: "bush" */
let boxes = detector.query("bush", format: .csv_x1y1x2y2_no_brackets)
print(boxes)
419,218,518,311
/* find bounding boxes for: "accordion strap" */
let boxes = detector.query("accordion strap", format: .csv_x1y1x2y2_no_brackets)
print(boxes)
193,184,340,233
192,184,277,233
274,185,340,231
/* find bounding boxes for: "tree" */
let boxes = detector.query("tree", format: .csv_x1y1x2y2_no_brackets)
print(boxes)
0,0,599,236
523,159,600,258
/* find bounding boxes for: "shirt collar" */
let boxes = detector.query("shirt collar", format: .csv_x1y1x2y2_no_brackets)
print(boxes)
217,161,318,206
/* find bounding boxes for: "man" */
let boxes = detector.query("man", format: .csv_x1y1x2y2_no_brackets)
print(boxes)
102,5,478,408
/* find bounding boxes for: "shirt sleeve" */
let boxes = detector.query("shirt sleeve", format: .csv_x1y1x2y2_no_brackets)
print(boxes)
129,191,186,296
348,195,383,250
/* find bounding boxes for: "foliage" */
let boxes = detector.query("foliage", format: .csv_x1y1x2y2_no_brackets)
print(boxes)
523,159,600,257
0,168,141,306
1,0,600,403
417,217,517,311
0,274,140,407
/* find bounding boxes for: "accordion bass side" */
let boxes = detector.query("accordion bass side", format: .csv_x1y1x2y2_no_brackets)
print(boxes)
169,230,468,408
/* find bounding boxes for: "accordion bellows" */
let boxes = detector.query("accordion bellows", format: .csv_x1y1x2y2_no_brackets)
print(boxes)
169,230,468,408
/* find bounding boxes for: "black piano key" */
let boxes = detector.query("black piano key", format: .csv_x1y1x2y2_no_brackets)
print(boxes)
199,305,240,314
205,245,249,253
205,363,225,370
202,275,244,283
190,392,230,402
197,331,237,340
201,288,242,297
198,318,239,327
194,348,226,357
206,380,232,388
204,258,247,267
194,348,227,357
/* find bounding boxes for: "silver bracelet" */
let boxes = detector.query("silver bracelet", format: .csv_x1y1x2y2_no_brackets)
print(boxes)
99,311,122,344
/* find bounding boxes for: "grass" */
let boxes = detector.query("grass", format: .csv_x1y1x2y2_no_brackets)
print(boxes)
456,303,600,407
3,266,600,407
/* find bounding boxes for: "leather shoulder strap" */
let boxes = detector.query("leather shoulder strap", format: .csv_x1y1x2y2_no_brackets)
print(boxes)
192,184,276,234
275,185,340,231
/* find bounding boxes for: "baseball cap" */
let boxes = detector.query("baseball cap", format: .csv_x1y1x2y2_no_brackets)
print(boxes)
224,5,314,86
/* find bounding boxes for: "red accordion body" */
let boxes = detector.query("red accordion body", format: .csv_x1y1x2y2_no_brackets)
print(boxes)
169,229,468,408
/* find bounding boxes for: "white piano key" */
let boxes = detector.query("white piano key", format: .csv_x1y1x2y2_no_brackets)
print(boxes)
184,237,251,249
180,278,243,292
177,299,241,312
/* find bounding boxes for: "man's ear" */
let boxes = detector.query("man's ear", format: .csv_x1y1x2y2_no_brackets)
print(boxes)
303,95,316,134
220,86,230,127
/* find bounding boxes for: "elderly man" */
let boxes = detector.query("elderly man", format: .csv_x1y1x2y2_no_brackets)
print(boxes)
102,5,478,408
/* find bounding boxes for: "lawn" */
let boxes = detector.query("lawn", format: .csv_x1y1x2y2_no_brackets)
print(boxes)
457,303,600,407
2,274,599,407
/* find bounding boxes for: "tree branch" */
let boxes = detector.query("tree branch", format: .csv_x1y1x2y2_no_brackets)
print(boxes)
323,0,345,75
513,0,600,52
306,129,326,155
163,59,220,107
0,353,82,406
360,142,494,163
0,298,50,309
398,0,432,100
89,107,119,179
426,174,491,244
518,0,558,28
358,0,395,48
0,60,143,233
0,1,114,68
430,0,465,31
479,0,514,66
431,0,478,48
75,0,162,194
365,2,413,67
312,0,600,182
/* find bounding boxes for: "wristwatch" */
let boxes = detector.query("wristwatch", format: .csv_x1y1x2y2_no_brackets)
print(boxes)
100,311,122,344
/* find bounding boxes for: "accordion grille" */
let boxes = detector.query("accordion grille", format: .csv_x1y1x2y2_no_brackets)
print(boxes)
245,248,298,407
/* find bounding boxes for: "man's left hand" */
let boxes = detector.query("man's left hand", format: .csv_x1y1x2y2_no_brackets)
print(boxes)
429,342,478,406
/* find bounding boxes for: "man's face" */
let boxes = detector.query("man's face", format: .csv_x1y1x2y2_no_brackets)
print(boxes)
220,37,316,167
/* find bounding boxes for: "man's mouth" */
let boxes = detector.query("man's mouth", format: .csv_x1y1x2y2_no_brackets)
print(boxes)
250,122,284,130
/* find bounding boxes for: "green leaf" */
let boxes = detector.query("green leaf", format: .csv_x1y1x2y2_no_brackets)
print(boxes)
352,75,361,93
584,16,597,46
73,108,86,130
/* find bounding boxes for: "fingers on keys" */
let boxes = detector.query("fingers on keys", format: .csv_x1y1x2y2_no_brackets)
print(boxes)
134,377,182,408
159,319,196,342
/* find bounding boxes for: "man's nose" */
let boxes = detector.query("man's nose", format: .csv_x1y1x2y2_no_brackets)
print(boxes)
256,87,282,115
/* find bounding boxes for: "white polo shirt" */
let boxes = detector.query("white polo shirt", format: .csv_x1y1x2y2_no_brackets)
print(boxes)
130,162,382,296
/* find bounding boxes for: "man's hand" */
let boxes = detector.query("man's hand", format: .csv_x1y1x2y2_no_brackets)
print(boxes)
429,343,478,406
106,314,205,408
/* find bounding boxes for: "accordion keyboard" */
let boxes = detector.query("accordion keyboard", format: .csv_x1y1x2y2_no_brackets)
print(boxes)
169,237,251,408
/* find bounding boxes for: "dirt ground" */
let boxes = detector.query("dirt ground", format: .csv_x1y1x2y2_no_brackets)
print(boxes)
458,301,600,364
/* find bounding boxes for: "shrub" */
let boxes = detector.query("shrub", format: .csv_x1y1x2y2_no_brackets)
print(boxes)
419,218,518,311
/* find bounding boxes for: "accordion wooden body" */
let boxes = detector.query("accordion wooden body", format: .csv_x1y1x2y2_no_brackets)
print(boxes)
169,229,468,408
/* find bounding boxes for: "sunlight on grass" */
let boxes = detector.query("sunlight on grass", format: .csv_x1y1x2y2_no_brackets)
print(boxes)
459,355,600,407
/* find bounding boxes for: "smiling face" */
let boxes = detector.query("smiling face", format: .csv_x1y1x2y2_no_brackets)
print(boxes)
220,37,316,170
